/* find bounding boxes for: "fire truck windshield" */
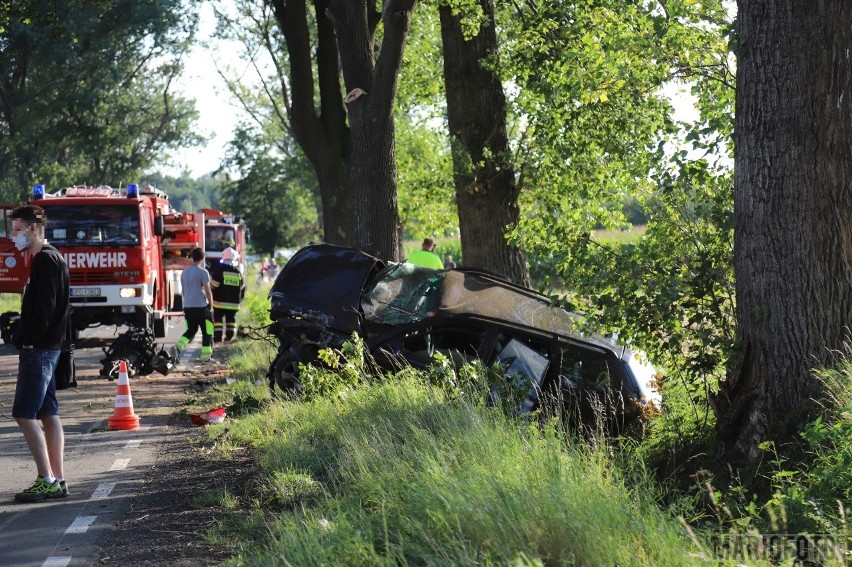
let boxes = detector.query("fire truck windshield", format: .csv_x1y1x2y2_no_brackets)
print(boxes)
44,205,141,246
206,225,236,252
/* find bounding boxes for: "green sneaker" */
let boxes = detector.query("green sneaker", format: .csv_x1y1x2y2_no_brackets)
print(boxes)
56,480,69,498
15,476,63,502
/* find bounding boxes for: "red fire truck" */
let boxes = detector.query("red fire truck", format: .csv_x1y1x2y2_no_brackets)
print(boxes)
0,206,30,294
24,183,205,338
201,207,249,273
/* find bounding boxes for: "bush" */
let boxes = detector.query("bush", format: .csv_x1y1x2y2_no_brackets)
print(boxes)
236,281,273,331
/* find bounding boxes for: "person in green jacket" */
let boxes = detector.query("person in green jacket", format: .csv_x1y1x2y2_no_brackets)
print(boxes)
406,238,444,270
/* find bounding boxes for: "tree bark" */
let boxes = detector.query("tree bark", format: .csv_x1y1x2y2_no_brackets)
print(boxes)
268,0,353,246
713,0,852,467
327,0,413,260
439,1,530,286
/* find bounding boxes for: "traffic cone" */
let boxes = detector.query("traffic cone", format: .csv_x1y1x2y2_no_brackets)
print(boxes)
108,360,140,430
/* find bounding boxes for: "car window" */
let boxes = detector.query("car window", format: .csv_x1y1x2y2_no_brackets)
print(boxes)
497,338,550,389
559,346,614,390
362,263,444,325
489,337,551,414
394,324,489,369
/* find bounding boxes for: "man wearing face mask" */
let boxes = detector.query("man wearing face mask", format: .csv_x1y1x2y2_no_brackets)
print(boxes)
10,204,71,502
10,205,69,502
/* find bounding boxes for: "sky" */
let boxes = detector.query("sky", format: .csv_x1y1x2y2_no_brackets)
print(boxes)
166,3,243,178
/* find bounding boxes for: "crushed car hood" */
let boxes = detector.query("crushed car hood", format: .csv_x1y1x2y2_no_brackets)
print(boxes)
269,244,386,335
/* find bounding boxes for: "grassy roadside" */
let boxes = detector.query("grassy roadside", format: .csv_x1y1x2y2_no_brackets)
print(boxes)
186,282,852,566
187,333,703,565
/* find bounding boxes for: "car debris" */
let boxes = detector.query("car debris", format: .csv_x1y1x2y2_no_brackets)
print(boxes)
100,327,176,379
266,244,661,430
190,406,226,426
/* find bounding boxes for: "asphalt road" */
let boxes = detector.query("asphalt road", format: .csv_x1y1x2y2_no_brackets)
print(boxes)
0,318,209,567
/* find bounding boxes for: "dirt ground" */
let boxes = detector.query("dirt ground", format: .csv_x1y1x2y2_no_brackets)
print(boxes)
94,351,257,566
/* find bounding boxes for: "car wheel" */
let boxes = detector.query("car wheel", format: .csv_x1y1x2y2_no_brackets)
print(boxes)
272,350,304,396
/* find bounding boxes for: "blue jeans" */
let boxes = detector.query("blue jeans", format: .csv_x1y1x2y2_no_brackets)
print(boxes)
12,349,61,419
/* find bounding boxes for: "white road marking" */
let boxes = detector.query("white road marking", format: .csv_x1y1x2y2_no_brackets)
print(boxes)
124,439,141,449
65,515,97,534
90,483,116,500
109,458,130,471
42,557,72,567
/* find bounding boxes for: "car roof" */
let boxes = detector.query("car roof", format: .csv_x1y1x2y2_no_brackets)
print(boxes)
438,270,578,336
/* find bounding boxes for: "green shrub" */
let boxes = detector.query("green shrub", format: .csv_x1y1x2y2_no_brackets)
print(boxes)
236,282,273,330
666,348,852,561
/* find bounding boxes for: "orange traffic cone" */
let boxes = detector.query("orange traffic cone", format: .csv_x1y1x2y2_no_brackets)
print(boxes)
108,360,140,430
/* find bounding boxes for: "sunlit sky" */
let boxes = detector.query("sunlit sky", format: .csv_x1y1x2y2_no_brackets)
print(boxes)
166,3,243,178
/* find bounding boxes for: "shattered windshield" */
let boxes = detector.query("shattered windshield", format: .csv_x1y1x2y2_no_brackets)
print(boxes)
44,205,141,246
362,263,445,325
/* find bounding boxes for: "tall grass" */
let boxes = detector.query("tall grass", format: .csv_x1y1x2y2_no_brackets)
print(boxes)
212,272,852,565
226,334,277,385
219,377,702,566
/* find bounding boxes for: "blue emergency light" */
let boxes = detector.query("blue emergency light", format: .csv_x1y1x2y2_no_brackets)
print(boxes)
127,183,139,198
32,184,45,199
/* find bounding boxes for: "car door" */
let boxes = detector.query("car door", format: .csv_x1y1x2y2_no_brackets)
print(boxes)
556,342,634,430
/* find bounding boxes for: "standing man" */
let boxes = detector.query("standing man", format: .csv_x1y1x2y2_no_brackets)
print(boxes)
209,247,245,342
11,204,70,502
406,238,445,269
172,248,215,362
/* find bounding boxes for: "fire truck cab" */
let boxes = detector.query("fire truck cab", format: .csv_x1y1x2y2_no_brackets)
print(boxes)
201,208,249,274
32,183,203,338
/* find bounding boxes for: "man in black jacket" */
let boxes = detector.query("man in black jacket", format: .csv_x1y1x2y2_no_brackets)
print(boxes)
10,204,70,502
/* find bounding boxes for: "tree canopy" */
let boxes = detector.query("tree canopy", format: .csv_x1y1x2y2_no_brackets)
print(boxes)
0,0,200,200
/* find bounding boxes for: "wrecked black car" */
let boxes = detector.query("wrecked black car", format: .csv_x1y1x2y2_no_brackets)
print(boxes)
267,244,660,429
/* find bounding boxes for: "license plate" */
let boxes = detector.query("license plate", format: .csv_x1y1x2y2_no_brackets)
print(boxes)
71,287,101,297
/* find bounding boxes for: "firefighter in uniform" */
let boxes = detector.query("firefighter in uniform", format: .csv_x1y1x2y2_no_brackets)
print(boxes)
209,247,245,342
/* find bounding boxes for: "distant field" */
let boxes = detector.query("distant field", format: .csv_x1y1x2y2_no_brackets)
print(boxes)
0,293,20,314
592,224,647,244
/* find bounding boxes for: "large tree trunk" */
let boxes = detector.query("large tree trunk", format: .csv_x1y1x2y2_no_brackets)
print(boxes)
268,0,353,246
439,1,529,286
713,1,852,467
327,0,414,261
